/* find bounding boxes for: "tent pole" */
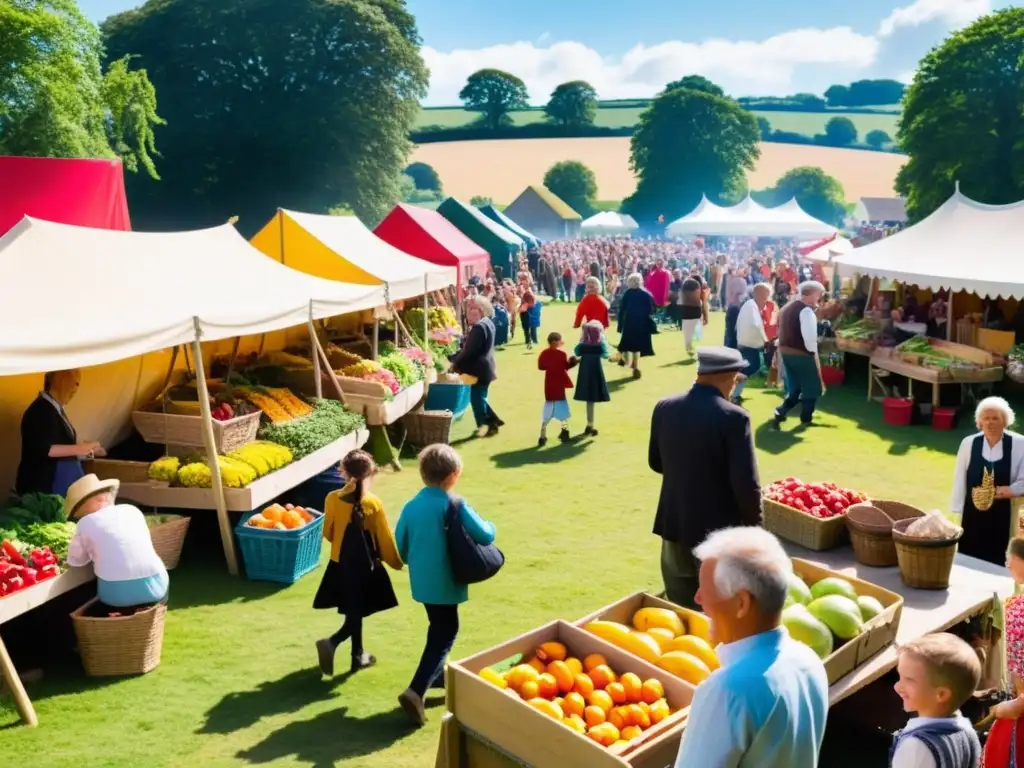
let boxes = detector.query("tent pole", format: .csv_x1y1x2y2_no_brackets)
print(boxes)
423,275,430,349
192,319,238,576
277,208,286,264
947,290,955,342
308,321,347,406
308,302,323,399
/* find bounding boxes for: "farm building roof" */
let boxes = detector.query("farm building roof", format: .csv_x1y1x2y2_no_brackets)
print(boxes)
858,197,907,223
515,186,582,221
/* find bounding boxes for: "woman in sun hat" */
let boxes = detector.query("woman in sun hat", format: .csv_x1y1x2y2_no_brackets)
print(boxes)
65,474,169,609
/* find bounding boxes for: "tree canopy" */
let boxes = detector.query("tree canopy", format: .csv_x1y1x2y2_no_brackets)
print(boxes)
459,69,529,130
762,167,847,227
404,162,442,193
825,79,905,107
661,75,724,97
544,81,598,129
622,89,760,228
543,161,598,218
865,130,891,149
0,0,162,176
102,0,428,231
896,8,1024,221
822,116,858,146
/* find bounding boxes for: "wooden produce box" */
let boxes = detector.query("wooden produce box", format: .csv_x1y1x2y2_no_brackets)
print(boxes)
977,328,1015,356
835,337,876,355
447,620,694,768
574,592,712,646
763,498,849,551
792,557,904,685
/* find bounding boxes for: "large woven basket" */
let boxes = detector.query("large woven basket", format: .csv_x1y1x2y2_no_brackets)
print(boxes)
845,500,925,567
892,517,962,589
71,598,167,677
83,459,152,485
403,408,454,447
132,409,261,453
148,515,190,570
762,498,848,551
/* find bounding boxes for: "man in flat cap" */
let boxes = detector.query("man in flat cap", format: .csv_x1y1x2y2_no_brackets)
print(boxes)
649,346,763,608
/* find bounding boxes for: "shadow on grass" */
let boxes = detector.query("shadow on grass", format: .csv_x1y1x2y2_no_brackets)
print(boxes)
490,439,591,468
235,706,418,766
659,358,696,369
167,560,290,610
754,419,805,455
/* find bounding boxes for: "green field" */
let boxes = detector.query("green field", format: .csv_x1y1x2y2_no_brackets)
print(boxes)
416,104,900,142
0,301,973,767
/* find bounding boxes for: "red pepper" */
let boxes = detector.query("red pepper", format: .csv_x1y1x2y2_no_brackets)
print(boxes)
21,568,37,586
1,540,26,567
6,575,24,592
30,548,56,568
38,565,59,580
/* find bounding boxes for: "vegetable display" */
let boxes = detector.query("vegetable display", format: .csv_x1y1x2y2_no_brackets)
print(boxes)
149,456,180,482
258,399,365,459
340,360,381,378
400,346,433,372
0,493,67,527
835,318,879,341
379,352,422,389
405,306,459,334
235,386,314,423
227,441,293,477
764,478,865,519
178,456,258,488
0,541,61,597
895,335,976,369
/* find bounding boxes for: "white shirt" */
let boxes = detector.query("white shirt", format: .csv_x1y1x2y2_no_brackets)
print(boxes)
66,504,168,583
799,305,818,354
736,298,766,349
950,431,1024,514
889,714,974,768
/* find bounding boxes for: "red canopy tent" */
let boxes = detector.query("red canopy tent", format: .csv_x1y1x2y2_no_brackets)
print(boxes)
374,204,489,290
0,157,131,236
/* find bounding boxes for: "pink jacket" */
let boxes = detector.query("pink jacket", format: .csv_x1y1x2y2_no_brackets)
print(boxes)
645,268,671,306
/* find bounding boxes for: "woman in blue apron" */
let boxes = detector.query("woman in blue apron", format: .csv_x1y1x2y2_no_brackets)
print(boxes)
16,369,104,497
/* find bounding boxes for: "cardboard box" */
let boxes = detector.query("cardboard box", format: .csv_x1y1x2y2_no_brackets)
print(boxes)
447,620,693,768
574,592,712,647
792,558,904,685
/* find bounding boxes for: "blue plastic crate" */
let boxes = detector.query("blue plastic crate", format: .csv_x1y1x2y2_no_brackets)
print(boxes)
236,509,325,584
425,381,472,419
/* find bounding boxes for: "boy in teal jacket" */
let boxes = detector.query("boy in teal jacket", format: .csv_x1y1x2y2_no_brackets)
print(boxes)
396,444,496,726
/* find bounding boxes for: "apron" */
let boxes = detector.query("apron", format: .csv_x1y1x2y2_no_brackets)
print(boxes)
44,394,83,497
960,433,1013,566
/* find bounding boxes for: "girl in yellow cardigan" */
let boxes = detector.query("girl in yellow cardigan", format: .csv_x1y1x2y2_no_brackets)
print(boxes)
314,450,403,676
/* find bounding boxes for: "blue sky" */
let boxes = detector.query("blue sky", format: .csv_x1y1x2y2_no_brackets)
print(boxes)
79,0,1015,104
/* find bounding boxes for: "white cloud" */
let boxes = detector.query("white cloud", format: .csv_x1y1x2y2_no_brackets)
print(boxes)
877,0,991,37
421,27,880,105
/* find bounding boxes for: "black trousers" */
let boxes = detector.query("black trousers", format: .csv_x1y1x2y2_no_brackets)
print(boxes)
409,603,460,697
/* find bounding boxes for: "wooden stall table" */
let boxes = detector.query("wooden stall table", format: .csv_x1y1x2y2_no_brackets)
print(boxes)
0,566,95,726
782,543,1012,706
867,349,1003,409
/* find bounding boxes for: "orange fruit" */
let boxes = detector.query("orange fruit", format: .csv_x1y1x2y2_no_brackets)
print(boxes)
554,696,564,710
587,722,621,747
263,506,284,523
536,673,559,699
478,668,508,689
649,699,671,724
584,705,606,728
606,681,627,704
282,509,303,529
563,714,587,734
608,705,629,731
589,689,614,714
646,627,677,652
508,664,539,691
565,657,583,676
528,698,564,720
548,660,575,693
526,656,547,674
572,673,595,700
562,691,586,718
588,664,617,690
638,701,651,718
583,653,607,672
519,680,539,700
621,725,643,741
641,678,665,704
620,672,643,703
627,704,651,730
535,641,567,663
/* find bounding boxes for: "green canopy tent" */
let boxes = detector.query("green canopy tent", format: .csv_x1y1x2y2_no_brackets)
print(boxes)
478,204,541,248
437,197,523,278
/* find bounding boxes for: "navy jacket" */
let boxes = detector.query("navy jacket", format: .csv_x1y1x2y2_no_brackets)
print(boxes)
451,317,497,385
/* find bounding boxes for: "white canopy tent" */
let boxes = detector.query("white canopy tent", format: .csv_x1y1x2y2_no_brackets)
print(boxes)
801,234,854,263
666,195,836,239
834,190,1024,299
581,211,639,236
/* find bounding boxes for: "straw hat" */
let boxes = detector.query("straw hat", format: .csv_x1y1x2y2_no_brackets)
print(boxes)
66,474,119,519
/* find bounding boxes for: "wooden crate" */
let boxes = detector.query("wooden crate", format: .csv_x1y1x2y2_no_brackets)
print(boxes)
574,592,712,648
763,498,849,551
448,620,693,768
792,557,904,685
977,329,1015,356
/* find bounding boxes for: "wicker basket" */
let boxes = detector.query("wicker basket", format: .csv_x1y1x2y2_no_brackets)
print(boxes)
83,459,152,485
71,598,167,677
892,517,962,589
148,515,190,570
762,498,849,551
845,500,925,567
403,408,454,446
132,409,261,453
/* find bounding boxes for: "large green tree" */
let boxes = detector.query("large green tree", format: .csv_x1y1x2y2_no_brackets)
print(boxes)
102,0,427,231
661,75,724,97
821,116,858,146
896,8,1024,221
765,167,847,226
543,160,598,217
622,88,760,227
459,69,529,130
544,81,598,129
0,0,162,176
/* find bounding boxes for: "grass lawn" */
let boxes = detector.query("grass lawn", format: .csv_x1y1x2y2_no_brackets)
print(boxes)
0,302,971,767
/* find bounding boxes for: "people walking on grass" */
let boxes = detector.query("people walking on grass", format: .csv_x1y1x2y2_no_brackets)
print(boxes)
537,332,577,446
680,269,709,357
314,450,402,677
772,281,826,429
519,283,538,350
732,283,771,405
396,445,496,726
574,321,611,437
450,295,503,437
616,272,656,380
574,276,610,329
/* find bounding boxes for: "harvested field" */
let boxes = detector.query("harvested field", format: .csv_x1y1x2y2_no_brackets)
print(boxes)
412,137,906,205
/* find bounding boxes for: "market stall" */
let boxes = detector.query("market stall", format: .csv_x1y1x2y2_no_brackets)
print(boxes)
581,211,640,237
437,197,524,278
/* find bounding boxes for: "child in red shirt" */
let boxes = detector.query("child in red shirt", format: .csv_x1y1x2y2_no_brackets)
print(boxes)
537,332,577,446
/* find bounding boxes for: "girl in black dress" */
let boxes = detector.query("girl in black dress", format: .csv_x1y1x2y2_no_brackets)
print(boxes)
574,321,612,436
314,450,403,676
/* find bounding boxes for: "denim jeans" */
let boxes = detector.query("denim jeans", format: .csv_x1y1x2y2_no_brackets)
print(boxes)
776,353,821,423
470,382,497,428
732,346,762,398
409,603,460,697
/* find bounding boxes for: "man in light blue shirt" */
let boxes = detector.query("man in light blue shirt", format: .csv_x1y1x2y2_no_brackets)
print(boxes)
676,527,829,768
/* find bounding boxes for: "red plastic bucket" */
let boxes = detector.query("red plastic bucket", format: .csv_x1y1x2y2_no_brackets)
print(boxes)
883,397,914,426
932,407,957,431
821,366,845,387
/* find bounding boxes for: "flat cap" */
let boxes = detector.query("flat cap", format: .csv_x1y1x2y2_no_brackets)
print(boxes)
697,346,747,375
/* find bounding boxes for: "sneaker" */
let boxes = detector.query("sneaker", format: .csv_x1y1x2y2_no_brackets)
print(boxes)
772,413,784,430
632,369,642,380
398,688,427,727
493,417,506,427
484,424,499,437
584,426,598,437
538,436,547,447
351,652,377,673
315,638,335,677
558,428,571,443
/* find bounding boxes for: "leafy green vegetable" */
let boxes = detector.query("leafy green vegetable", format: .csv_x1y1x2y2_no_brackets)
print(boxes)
18,493,67,523
380,352,422,388
18,521,76,560
258,399,365,459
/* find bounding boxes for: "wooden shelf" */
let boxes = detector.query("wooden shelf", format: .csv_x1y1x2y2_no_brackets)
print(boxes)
0,566,95,625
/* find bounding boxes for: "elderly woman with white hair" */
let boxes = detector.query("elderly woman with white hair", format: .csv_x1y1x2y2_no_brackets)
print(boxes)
450,295,503,437
616,272,656,379
950,396,1024,564
772,280,827,429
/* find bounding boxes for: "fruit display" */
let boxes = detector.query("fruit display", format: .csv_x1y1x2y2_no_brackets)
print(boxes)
235,386,313,423
582,606,719,686
227,441,294,477
782,571,888,660
258,399,366,459
0,541,61,597
476,640,679,752
245,503,315,530
148,442,294,488
211,401,236,422
764,478,865,519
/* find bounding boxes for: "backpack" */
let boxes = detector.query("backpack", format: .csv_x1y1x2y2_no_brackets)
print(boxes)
444,496,504,585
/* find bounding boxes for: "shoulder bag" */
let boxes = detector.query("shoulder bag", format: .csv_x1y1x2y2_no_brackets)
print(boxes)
444,495,504,585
